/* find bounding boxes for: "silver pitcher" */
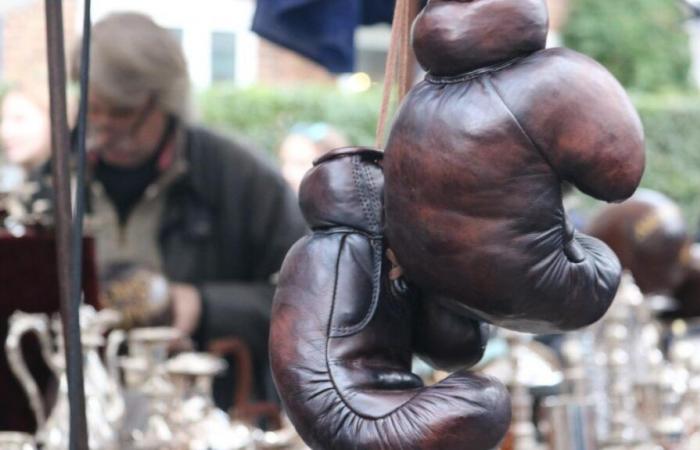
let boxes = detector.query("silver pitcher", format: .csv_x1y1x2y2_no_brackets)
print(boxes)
5,310,119,450
113,326,182,449
166,352,254,450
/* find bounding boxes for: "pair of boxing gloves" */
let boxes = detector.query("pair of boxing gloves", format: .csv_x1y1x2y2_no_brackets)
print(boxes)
270,0,646,448
271,148,509,450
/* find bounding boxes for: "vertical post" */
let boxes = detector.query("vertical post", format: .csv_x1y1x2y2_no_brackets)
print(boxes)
44,1,89,449
374,0,421,148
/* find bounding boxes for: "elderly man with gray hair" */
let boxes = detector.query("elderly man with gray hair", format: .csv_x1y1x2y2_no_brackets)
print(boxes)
71,12,307,407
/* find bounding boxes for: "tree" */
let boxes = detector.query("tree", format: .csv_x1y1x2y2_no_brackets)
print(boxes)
563,0,692,92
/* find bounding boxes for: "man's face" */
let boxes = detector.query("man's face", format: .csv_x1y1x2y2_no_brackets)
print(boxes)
86,92,159,167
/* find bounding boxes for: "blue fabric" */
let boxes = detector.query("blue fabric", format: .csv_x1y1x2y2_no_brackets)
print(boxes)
252,0,397,73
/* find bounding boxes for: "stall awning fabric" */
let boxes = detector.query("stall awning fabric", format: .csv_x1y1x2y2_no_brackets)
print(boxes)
252,0,396,73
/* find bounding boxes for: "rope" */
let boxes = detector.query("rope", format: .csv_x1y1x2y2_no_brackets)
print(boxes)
375,0,420,149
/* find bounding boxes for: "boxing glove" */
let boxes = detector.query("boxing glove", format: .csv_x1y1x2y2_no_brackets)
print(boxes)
384,0,645,333
587,189,690,296
270,148,511,450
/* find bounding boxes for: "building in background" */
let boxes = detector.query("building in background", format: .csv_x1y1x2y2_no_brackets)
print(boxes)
0,0,392,90
1,0,78,90
15,0,700,93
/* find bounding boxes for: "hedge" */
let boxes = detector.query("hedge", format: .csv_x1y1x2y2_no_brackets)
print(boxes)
634,94,700,226
199,85,700,227
563,0,692,92
199,84,383,155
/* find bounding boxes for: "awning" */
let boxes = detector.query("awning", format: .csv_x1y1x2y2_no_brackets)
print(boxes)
252,0,396,73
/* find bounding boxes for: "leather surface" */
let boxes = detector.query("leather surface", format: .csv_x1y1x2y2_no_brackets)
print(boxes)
384,2,645,333
412,289,490,372
271,149,510,450
587,189,690,296
413,0,549,76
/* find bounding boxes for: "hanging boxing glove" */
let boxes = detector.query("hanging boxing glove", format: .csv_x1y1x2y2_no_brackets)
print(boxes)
384,0,645,333
270,148,511,450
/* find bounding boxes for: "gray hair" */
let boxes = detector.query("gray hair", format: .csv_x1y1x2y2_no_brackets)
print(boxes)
72,12,191,121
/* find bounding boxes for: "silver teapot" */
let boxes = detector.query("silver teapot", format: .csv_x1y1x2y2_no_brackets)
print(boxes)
5,309,121,450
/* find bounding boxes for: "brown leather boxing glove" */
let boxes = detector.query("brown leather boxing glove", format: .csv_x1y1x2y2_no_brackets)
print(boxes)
270,148,511,450
384,0,645,333
587,189,690,296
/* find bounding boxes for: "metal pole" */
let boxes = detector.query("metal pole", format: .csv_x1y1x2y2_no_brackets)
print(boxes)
44,1,89,449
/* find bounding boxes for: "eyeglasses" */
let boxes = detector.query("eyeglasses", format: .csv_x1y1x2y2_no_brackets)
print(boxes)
86,94,158,153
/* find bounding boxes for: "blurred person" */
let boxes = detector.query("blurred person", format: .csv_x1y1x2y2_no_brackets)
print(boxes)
0,83,51,172
0,83,57,226
0,85,94,433
72,12,307,407
278,122,348,192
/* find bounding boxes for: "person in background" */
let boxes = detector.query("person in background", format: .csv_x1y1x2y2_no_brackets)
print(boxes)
72,12,307,408
0,83,57,226
0,84,51,172
278,122,349,192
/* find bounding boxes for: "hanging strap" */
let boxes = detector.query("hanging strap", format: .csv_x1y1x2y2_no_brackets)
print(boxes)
44,1,91,449
375,0,421,149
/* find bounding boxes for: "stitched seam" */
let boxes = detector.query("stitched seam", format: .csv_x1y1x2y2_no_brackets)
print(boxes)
484,76,556,173
329,158,382,335
361,163,380,233
315,227,382,240
360,162,382,329
324,238,424,422
354,157,376,234
330,163,379,335
330,239,382,335
425,57,523,85
326,233,349,339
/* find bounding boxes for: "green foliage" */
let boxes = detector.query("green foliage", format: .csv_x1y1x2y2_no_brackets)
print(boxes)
563,0,692,92
634,93,700,226
199,85,381,155
198,85,700,228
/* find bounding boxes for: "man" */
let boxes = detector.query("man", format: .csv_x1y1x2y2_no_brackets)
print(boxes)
73,12,307,406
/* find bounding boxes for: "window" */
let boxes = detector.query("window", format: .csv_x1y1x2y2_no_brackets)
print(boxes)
211,31,236,82
355,48,388,81
354,25,391,81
